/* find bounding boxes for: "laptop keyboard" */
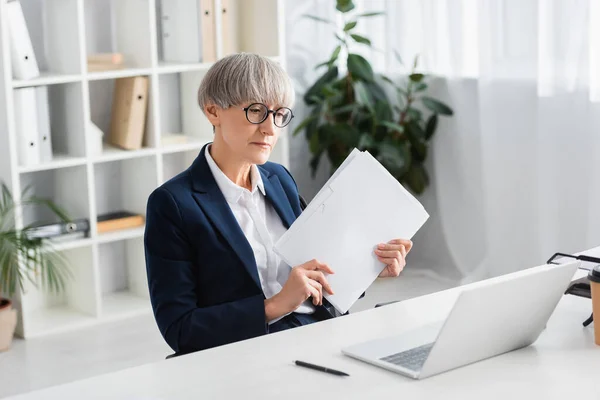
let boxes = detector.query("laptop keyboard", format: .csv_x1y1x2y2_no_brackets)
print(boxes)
380,343,435,371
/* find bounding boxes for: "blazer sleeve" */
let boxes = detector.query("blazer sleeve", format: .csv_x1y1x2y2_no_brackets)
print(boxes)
144,187,268,355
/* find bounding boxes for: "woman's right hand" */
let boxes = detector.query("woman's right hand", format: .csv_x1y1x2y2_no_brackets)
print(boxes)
265,259,334,322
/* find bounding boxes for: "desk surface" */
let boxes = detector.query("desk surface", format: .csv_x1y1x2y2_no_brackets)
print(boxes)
8,266,600,399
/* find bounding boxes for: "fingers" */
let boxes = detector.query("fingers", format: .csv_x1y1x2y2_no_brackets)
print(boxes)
387,238,413,253
374,247,405,259
307,279,323,305
306,283,321,306
301,259,335,275
305,270,334,295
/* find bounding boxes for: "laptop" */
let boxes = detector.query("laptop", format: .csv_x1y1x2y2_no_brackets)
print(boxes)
341,261,580,379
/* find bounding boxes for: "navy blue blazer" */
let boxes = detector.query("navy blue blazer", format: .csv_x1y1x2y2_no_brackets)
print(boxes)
144,144,335,355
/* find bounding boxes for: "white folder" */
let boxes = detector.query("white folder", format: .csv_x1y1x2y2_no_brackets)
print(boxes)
14,87,40,167
6,0,40,80
36,86,53,163
273,149,430,314
160,0,203,63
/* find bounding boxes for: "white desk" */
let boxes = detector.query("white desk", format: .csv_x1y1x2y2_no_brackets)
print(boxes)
7,262,600,399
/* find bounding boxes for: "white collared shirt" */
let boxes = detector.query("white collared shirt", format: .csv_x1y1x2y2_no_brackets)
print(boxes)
205,146,315,323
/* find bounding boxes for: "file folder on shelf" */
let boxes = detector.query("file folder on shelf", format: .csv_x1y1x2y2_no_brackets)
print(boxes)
14,87,40,166
6,0,40,80
36,86,53,163
160,0,216,63
274,149,430,314
108,76,149,150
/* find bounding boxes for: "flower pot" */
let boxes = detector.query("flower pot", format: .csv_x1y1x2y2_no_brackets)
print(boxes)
0,298,17,352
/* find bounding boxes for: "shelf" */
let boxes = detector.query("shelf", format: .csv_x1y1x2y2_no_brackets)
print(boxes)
18,154,87,173
101,291,151,321
24,306,98,339
160,136,210,154
48,237,94,252
86,67,154,81
97,226,145,244
156,62,212,75
13,72,83,88
92,144,157,163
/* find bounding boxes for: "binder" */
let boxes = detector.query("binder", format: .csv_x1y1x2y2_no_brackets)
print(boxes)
220,0,235,57
200,0,216,62
160,0,201,63
13,87,40,166
88,120,104,156
36,86,53,163
274,149,430,314
108,76,149,150
6,0,40,80
25,219,90,240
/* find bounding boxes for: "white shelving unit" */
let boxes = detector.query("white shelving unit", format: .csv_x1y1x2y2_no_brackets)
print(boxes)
0,0,289,339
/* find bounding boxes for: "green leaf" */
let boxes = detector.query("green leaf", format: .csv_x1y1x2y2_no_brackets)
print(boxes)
314,60,333,70
380,120,404,133
353,81,374,114
309,152,323,178
425,114,438,140
309,129,320,154
356,11,385,17
406,120,425,140
394,49,404,66
331,104,357,115
304,66,338,105
377,140,410,177
330,45,342,62
413,54,420,69
336,0,355,13
358,133,375,150
381,75,395,86
350,34,371,45
413,82,428,92
335,33,347,45
421,97,454,116
302,14,335,25
321,123,361,147
374,100,393,122
344,21,357,31
292,115,318,137
409,73,424,82
404,162,429,195
406,107,422,121
347,53,374,82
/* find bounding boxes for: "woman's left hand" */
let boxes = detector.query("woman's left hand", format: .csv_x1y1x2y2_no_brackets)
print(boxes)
375,239,413,278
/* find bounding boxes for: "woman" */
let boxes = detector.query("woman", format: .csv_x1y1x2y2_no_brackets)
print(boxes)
144,53,413,356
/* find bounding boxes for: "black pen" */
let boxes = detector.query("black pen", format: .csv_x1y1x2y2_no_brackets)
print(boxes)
294,360,350,377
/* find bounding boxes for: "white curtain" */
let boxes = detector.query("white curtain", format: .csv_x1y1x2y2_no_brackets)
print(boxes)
285,0,600,282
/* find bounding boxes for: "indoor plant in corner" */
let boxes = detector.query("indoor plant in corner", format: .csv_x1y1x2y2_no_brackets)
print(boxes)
295,0,454,195
0,182,71,351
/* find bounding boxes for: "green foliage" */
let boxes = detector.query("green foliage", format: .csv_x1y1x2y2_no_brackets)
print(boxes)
296,0,454,195
0,183,72,298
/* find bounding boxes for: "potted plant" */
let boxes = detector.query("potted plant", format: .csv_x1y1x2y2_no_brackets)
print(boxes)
0,182,72,351
294,0,454,195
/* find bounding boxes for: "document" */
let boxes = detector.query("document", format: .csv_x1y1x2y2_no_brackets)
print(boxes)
273,149,429,314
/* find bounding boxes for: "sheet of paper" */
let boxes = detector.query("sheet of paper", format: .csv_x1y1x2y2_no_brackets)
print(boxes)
274,149,429,314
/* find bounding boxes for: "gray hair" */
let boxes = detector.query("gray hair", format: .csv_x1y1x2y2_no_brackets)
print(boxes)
198,53,295,115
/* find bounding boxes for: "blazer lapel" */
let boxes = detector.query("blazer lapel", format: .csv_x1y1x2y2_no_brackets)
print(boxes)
190,144,262,290
260,170,297,229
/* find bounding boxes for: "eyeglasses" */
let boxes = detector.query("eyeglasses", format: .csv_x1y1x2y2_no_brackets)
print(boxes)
242,103,294,128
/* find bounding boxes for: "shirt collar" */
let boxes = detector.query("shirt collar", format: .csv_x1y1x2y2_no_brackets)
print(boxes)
205,144,266,203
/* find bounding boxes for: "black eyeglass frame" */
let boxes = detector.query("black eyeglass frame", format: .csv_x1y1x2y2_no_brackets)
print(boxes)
241,103,295,128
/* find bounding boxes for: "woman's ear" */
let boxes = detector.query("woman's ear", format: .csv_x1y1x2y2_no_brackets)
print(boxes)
204,104,220,127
